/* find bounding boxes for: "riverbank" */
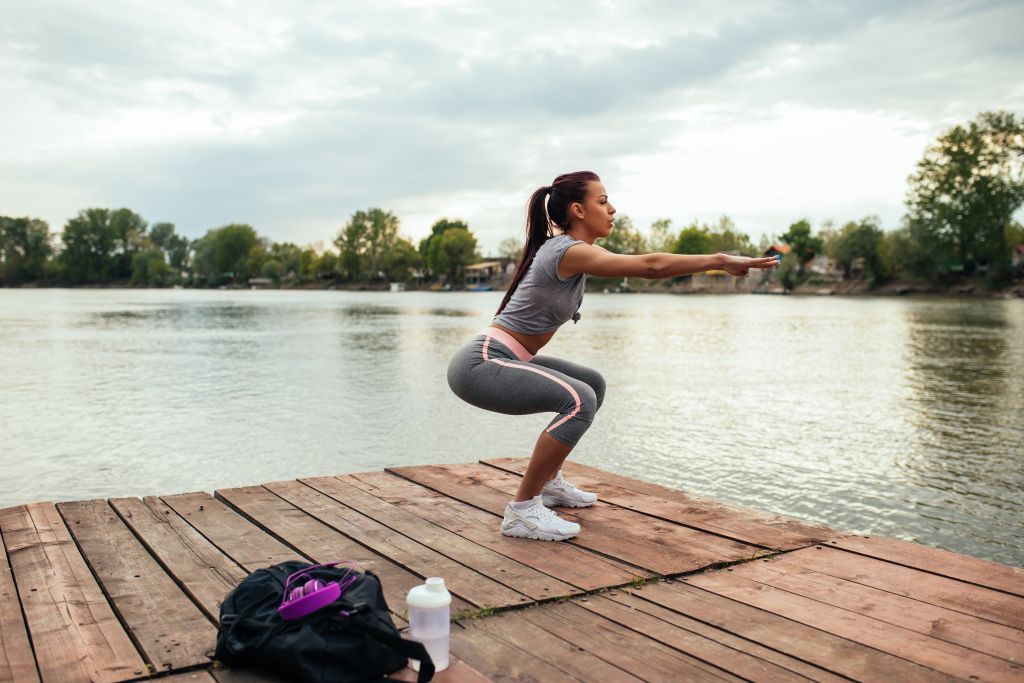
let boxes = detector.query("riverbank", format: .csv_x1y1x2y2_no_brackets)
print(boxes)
7,275,1024,298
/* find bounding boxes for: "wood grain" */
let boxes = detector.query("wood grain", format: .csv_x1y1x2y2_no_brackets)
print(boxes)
110,496,248,622
483,457,836,548
0,503,146,683
343,470,649,591
59,499,217,674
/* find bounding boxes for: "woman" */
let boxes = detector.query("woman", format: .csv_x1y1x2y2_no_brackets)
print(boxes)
447,171,779,541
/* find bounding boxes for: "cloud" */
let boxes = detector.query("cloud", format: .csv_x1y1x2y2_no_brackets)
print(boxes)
1,0,1021,251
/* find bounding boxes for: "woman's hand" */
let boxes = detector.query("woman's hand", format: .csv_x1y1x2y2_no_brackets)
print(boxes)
719,254,781,277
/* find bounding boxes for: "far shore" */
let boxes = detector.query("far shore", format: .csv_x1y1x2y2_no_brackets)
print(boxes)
5,277,1024,300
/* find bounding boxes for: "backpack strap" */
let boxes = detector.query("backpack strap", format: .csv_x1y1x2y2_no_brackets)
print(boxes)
359,622,436,683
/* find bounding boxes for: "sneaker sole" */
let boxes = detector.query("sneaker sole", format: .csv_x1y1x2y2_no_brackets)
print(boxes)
501,526,579,541
541,495,596,508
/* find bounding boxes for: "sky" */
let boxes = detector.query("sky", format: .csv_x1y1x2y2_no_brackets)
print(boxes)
2,0,1022,255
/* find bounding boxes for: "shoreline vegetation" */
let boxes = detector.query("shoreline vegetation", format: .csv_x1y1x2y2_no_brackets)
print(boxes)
3,111,1023,297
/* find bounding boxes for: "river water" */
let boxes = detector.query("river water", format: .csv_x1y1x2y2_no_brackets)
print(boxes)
1,289,1021,566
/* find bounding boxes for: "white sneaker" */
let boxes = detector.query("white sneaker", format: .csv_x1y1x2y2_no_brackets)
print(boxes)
501,496,581,541
541,470,598,508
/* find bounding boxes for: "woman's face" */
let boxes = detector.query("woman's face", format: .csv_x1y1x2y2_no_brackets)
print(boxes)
573,181,616,237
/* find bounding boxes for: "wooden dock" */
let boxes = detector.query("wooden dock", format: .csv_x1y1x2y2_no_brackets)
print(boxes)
1,458,1021,682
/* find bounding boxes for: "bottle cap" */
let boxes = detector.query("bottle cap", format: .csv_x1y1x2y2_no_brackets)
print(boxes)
406,577,452,609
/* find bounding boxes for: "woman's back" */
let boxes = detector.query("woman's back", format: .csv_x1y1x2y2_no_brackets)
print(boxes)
492,235,586,335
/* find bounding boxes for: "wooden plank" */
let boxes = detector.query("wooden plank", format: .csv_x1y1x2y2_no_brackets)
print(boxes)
390,659,495,683
825,534,1024,597
161,492,302,570
391,463,768,575
59,500,218,674
581,590,837,682
110,496,248,622
0,515,39,683
483,457,836,547
735,555,1024,659
685,569,1022,682
518,601,741,682
461,610,646,683
265,479,531,609
0,503,146,683
450,622,585,683
210,657,491,683
303,475,579,601
164,672,218,682
775,545,1024,630
343,471,650,591
214,484,469,620
637,581,958,682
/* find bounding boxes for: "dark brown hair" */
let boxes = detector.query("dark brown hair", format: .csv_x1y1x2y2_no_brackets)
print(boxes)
495,171,600,315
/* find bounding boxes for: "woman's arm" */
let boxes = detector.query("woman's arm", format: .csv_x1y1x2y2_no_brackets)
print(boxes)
559,243,780,279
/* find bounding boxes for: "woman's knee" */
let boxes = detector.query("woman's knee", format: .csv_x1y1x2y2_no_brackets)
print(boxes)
590,371,606,409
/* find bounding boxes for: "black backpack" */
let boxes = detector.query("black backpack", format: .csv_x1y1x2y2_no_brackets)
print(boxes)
215,561,435,683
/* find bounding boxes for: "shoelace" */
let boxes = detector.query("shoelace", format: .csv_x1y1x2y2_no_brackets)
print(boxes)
532,504,562,525
549,477,582,495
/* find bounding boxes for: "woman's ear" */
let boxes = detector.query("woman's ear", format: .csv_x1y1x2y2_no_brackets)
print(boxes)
571,202,584,220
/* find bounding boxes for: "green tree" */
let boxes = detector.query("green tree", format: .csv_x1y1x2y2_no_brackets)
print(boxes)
646,218,675,253
775,251,799,290
299,248,318,281
108,208,149,280
336,209,402,281
780,219,823,275
131,247,171,286
598,216,645,254
906,110,1024,273
707,215,755,254
191,224,261,283
149,222,190,274
59,209,119,283
426,227,478,283
381,237,422,282
268,242,303,281
832,217,886,284
673,223,713,255
419,218,470,278
315,251,339,280
0,216,52,284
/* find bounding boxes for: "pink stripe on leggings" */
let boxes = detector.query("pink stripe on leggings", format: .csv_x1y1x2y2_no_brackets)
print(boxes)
478,326,533,361
480,330,581,434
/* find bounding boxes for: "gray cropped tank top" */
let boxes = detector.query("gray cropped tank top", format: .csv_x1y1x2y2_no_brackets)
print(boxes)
493,234,586,334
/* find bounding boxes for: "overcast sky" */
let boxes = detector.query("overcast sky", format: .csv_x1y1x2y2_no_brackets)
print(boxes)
2,0,1022,254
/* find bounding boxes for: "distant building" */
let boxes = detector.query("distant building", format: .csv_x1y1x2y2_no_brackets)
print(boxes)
763,244,791,260
1013,244,1024,272
807,254,843,280
465,261,504,290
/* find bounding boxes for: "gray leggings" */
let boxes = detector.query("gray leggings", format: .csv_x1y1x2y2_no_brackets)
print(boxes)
446,329,606,447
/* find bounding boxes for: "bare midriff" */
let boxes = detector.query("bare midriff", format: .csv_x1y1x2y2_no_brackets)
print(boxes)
488,323,556,356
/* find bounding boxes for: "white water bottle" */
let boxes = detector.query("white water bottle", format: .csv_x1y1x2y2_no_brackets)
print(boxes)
406,577,451,672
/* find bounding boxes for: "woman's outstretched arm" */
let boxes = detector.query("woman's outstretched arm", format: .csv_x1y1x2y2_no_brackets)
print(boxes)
559,243,780,279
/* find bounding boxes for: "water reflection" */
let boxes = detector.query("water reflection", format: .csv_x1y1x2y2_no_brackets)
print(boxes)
897,301,1024,561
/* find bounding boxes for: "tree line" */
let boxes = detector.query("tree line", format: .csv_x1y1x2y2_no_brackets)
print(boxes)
590,110,1024,290
1,110,1021,289
0,208,481,287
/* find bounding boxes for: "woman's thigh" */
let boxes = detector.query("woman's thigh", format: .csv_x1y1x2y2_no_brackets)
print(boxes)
530,355,606,407
450,355,597,418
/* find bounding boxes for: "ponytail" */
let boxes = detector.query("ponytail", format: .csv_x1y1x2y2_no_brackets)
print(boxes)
495,186,552,315
495,171,600,316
